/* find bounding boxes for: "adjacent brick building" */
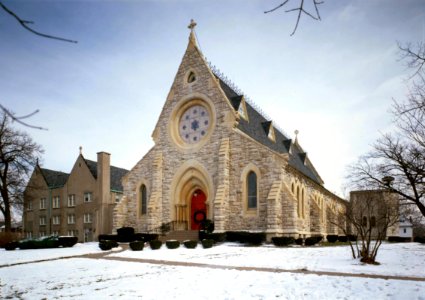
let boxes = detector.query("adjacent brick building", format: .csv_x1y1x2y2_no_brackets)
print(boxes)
23,151,128,242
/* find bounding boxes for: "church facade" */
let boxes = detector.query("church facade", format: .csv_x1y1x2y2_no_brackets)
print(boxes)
114,25,347,239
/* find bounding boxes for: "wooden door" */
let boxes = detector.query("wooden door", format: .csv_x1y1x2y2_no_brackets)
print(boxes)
190,189,207,230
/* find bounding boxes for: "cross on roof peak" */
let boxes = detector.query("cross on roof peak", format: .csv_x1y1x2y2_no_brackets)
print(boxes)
188,19,197,32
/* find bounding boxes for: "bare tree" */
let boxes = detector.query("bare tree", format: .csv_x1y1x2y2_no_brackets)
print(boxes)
332,190,399,264
0,113,43,232
264,0,323,36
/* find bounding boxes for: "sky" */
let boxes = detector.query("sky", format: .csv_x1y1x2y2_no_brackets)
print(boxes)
1,0,424,197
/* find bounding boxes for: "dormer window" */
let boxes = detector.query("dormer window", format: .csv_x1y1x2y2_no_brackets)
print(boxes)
187,71,196,83
268,124,276,142
238,97,248,121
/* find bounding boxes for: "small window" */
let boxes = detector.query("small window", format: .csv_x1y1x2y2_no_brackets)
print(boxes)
52,231,60,236
68,214,75,224
27,200,33,211
84,192,92,203
40,198,46,210
247,171,257,209
403,228,407,233
52,196,60,208
84,213,92,224
140,184,147,215
68,194,76,207
26,232,33,239
39,231,46,237
187,71,196,83
115,194,122,203
52,215,60,225
39,216,46,226
67,230,78,237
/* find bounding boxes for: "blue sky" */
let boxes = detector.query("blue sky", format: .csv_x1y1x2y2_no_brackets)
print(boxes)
1,0,424,197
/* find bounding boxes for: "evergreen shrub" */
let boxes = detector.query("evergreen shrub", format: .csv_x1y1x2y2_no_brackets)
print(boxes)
166,240,180,249
201,239,214,249
326,235,338,243
129,241,144,251
305,237,320,246
183,240,198,249
295,238,304,245
150,240,162,250
338,236,348,242
271,236,295,247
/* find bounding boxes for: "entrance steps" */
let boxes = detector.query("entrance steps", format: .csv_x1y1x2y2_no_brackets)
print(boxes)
159,230,199,242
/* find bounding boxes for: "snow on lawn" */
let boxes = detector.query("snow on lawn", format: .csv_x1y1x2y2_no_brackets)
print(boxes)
110,242,425,278
1,258,424,299
0,242,110,266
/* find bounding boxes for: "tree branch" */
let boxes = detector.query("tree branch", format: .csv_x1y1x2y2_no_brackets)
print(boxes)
0,1,77,43
264,0,323,36
0,104,47,130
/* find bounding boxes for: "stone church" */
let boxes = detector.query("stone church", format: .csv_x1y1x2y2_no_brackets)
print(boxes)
114,22,346,240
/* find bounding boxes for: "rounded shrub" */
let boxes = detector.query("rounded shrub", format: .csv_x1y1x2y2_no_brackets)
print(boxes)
149,240,162,250
295,238,304,246
326,235,338,243
98,234,118,242
338,236,348,242
99,240,118,251
305,237,320,246
201,239,214,249
129,241,144,251
5,241,18,251
272,236,295,247
183,240,198,249
166,240,180,249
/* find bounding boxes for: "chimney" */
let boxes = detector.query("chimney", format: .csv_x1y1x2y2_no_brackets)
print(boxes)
97,151,111,235
97,151,111,204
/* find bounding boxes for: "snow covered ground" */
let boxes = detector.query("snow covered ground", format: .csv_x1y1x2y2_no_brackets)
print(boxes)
0,242,424,299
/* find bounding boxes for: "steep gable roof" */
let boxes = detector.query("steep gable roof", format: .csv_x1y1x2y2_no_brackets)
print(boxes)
217,77,324,185
39,168,69,189
84,159,129,192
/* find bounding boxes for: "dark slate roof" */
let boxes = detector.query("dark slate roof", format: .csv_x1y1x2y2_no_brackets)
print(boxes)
40,168,69,189
84,159,129,192
217,77,324,185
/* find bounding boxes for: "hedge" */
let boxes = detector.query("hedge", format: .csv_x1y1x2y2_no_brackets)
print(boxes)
338,236,348,242
295,238,304,245
326,235,338,243
271,237,295,247
129,241,144,251
183,240,198,249
117,227,136,243
149,240,162,250
166,240,180,249
305,237,320,246
414,236,425,243
199,232,226,243
58,236,78,247
348,234,358,242
225,231,266,245
388,236,412,243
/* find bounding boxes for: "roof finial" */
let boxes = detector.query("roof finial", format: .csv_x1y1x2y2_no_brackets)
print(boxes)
294,130,299,142
188,19,198,47
79,146,83,155
188,19,197,32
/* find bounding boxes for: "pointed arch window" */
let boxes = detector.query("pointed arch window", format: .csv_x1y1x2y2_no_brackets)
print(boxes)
247,171,257,209
187,71,196,83
140,184,147,215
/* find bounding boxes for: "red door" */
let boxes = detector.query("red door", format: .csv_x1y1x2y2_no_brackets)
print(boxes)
191,189,207,230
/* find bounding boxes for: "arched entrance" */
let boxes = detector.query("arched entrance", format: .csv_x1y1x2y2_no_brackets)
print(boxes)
191,189,207,230
170,160,214,231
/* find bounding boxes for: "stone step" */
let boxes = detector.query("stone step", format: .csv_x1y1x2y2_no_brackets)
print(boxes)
159,230,199,242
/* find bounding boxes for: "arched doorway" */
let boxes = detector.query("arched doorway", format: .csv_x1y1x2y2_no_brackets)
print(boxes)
191,189,207,230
